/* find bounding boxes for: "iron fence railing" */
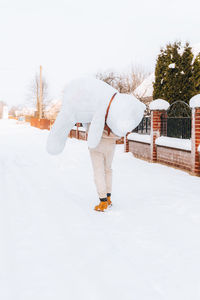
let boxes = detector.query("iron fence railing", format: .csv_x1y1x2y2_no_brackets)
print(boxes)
161,116,191,139
134,115,191,139
133,117,151,135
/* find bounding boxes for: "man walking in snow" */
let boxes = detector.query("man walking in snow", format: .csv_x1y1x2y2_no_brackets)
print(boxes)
46,79,144,212
88,124,118,212
85,92,119,212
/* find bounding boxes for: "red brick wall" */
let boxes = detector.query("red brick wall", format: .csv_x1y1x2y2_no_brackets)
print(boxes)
69,129,87,140
30,118,39,128
69,129,78,139
125,133,129,152
78,131,87,140
69,129,123,144
39,119,50,130
127,139,192,172
128,140,151,161
157,146,191,171
195,108,200,175
191,108,200,176
30,118,50,130
125,102,200,175
150,110,164,162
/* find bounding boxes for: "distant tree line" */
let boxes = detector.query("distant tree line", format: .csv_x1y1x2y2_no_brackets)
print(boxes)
96,66,149,100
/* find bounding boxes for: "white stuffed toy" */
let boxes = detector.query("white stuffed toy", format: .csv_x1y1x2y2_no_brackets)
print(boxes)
46,77,145,155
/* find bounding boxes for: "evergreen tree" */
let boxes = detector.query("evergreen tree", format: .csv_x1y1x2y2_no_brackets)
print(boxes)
179,42,195,104
153,47,171,100
153,41,197,106
193,53,200,94
153,42,182,103
164,42,182,104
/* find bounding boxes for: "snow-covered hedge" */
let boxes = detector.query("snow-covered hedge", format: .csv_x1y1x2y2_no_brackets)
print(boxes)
127,133,151,144
156,136,191,151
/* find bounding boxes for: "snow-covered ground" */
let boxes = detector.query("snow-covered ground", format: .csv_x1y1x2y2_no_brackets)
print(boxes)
1,120,200,300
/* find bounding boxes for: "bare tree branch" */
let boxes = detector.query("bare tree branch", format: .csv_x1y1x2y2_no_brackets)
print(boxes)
96,65,149,95
26,73,48,116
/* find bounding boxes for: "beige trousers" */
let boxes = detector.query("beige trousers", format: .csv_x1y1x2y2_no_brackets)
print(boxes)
89,137,116,199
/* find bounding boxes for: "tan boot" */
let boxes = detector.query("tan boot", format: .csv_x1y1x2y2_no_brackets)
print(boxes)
94,200,108,212
107,195,112,207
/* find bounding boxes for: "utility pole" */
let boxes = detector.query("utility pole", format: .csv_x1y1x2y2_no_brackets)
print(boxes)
36,83,39,118
39,65,43,119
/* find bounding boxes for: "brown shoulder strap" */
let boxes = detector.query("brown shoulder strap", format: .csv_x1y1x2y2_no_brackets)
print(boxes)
105,92,117,123
104,92,117,136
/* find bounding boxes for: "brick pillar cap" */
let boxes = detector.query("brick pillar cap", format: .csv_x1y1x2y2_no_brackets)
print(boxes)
189,94,200,108
149,99,169,111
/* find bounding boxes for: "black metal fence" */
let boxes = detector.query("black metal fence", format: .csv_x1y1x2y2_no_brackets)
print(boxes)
161,116,191,139
160,101,191,139
132,101,192,138
134,116,151,135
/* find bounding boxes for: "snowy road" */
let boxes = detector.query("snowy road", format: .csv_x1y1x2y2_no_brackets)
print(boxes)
0,120,200,300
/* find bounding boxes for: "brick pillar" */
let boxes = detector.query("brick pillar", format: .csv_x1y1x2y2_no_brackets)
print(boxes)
150,110,163,162
191,107,200,176
150,99,169,162
124,133,129,152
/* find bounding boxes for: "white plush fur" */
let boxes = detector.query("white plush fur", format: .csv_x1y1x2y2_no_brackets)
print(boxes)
46,78,145,155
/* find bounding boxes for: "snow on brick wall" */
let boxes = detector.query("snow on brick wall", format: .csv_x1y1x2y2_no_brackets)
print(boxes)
72,126,86,132
127,133,151,144
127,136,192,172
189,94,200,108
155,136,191,151
149,99,169,111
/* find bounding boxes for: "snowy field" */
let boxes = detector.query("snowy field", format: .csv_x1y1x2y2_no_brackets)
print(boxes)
0,119,200,300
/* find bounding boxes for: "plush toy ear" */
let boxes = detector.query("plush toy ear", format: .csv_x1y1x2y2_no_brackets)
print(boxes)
46,111,74,155
87,111,105,149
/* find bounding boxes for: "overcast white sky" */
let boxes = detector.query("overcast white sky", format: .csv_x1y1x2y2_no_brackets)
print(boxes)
0,0,200,107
